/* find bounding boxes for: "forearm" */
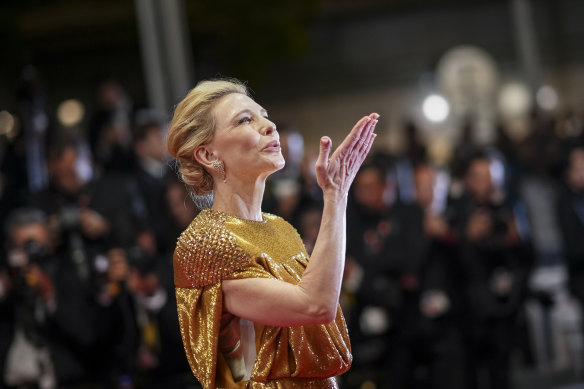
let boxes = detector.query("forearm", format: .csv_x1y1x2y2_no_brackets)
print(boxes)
223,114,377,326
297,194,347,320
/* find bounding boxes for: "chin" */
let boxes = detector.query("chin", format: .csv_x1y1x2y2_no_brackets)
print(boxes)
266,158,286,175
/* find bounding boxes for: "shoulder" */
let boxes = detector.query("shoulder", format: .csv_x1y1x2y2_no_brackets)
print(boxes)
174,209,250,288
263,212,304,238
261,212,306,249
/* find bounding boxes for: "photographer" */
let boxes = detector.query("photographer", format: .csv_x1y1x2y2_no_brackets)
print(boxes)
2,207,57,389
451,152,532,389
106,243,194,389
385,164,464,389
131,118,172,254
345,161,423,387
28,137,140,388
557,144,584,375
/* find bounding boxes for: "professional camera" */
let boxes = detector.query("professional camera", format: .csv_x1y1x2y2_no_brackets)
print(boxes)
7,239,49,270
485,203,512,247
126,246,157,276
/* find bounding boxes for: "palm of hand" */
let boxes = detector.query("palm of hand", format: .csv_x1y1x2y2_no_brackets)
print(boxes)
315,113,379,196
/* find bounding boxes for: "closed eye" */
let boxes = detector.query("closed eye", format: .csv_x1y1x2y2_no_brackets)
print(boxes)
237,117,251,125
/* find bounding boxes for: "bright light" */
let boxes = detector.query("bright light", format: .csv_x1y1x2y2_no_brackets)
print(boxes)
0,110,16,137
498,82,531,118
57,99,85,127
536,85,558,111
423,95,450,123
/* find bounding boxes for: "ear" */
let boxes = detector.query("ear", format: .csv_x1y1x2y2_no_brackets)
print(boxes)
193,145,216,170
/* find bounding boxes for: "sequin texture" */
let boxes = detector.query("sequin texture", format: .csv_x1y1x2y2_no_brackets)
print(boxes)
174,209,352,389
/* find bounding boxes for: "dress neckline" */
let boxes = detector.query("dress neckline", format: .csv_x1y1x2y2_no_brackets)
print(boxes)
206,208,268,224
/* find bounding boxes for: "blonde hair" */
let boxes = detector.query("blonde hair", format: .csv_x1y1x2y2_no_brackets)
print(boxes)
167,79,249,197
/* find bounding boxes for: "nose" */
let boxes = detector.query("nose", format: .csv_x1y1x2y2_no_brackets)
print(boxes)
261,118,277,137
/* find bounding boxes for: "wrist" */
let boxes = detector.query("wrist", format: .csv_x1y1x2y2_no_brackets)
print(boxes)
323,191,348,205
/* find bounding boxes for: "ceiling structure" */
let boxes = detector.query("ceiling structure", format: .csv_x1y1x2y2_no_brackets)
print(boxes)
0,0,582,109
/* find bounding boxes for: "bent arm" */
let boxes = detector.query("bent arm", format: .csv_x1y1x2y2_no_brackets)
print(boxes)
222,113,378,326
222,197,347,326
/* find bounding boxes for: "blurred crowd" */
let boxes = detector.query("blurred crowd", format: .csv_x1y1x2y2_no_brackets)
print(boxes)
0,72,583,389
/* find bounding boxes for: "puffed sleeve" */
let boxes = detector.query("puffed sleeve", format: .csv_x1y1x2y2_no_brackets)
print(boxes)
174,214,248,389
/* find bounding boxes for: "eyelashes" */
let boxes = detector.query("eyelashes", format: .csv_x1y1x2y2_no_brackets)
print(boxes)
237,117,251,125
236,115,270,126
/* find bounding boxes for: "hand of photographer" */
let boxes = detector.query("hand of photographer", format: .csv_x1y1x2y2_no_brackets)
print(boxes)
80,208,110,238
27,264,55,304
424,213,449,239
466,208,492,242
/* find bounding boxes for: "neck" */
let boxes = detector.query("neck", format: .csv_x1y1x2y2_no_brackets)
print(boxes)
212,175,267,221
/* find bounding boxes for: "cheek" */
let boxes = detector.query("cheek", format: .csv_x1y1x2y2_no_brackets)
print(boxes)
223,132,261,159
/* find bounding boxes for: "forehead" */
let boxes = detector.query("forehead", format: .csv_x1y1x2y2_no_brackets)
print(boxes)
212,93,264,121
415,167,435,182
12,222,48,242
470,159,490,173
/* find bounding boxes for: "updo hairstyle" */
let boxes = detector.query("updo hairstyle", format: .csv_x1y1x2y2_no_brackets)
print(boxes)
167,79,249,196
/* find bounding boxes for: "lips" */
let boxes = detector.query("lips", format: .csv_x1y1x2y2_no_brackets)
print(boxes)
262,140,281,152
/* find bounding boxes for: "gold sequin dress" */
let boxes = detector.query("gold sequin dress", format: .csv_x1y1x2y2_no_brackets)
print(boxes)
174,209,352,389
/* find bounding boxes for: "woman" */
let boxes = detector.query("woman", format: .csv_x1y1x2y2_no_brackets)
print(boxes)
167,79,378,388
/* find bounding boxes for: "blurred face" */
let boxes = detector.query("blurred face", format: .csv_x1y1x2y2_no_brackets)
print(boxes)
415,166,435,209
166,182,197,228
137,127,165,161
465,159,493,203
207,93,284,181
49,147,82,195
12,223,51,249
8,222,52,268
354,168,387,212
97,80,123,109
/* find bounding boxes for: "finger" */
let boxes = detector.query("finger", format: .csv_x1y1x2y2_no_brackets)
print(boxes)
315,136,332,174
338,116,371,155
348,121,377,169
356,119,378,155
363,133,377,160
356,132,377,167
348,116,379,156
348,127,377,170
344,117,378,168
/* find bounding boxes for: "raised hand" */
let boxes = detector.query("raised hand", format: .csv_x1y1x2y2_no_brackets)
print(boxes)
315,113,379,198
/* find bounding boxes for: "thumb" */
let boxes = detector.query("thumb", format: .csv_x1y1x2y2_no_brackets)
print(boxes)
316,136,332,170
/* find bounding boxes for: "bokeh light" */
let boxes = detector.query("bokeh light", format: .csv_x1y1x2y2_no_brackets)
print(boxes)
498,82,531,118
422,95,450,123
536,85,559,111
0,110,16,138
57,99,85,127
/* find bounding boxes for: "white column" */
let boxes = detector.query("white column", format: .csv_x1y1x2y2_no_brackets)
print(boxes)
511,0,541,96
135,0,194,117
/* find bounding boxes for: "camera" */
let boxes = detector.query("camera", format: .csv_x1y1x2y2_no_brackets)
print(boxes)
24,240,48,265
126,246,157,275
7,240,49,270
